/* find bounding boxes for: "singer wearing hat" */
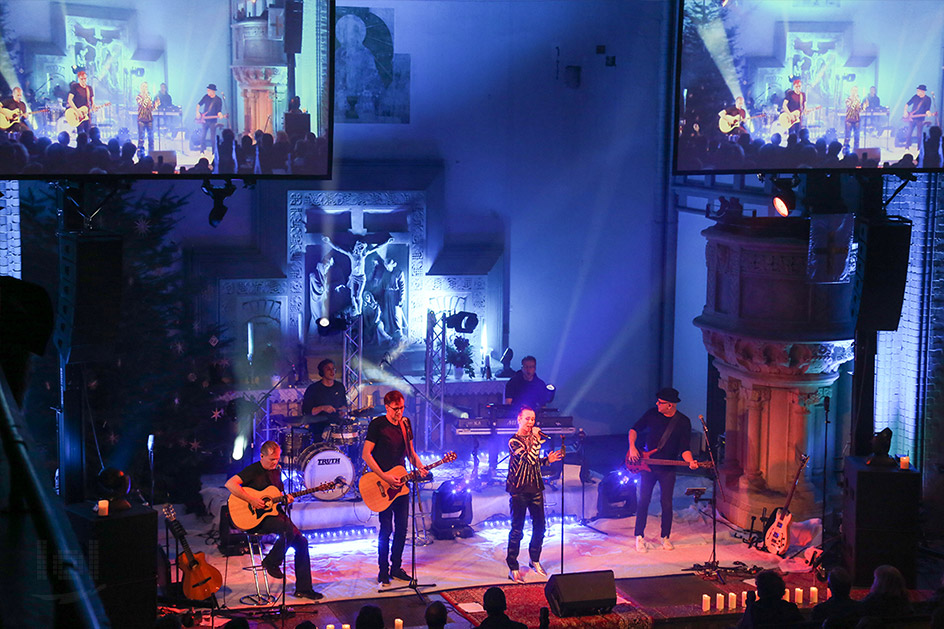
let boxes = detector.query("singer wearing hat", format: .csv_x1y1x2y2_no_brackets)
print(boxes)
904,84,933,150
626,387,698,553
505,406,563,583
196,83,223,153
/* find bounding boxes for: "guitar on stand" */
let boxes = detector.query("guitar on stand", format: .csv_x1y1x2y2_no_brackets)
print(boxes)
227,477,347,531
764,454,810,556
360,451,457,512
162,505,223,601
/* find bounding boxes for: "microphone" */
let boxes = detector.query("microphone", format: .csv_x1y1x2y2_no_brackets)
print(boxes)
147,434,154,452
335,475,347,487
824,396,830,413
535,428,550,441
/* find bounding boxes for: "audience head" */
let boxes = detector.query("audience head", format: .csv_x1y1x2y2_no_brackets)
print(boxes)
355,604,385,629
869,564,907,599
425,600,448,628
755,570,787,601
827,567,852,598
483,586,507,614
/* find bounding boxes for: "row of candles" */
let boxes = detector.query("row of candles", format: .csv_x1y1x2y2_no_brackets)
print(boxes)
701,587,826,612
319,622,407,629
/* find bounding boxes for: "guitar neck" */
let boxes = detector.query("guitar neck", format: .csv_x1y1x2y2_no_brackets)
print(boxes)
405,457,447,481
168,519,199,565
781,457,809,513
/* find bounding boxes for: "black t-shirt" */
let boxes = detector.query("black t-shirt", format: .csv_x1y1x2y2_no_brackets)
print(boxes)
236,461,283,492
504,372,550,412
301,379,347,419
631,408,692,460
198,94,223,118
736,597,803,628
784,90,804,113
365,415,410,472
70,83,93,109
907,94,932,116
2,98,26,116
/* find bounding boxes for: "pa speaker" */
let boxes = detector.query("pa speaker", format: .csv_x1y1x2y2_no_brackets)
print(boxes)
858,147,881,163
284,112,311,140
151,150,177,170
284,0,303,54
55,232,123,363
544,570,616,617
850,217,912,331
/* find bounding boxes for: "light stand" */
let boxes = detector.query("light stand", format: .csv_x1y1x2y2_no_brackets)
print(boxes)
383,445,435,601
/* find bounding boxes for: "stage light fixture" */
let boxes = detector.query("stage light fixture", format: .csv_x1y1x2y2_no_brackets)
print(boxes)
317,313,351,336
201,179,237,227
445,311,479,333
497,348,516,377
545,383,556,404
771,177,800,217
596,468,637,519
131,67,145,77
431,480,474,539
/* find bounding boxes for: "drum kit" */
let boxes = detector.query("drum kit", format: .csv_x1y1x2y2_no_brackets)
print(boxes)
273,408,375,502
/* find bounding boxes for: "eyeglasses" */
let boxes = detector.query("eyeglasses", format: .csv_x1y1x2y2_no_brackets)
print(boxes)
387,405,405,411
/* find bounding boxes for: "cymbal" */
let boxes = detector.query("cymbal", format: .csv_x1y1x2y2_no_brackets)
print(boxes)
348,407,376,418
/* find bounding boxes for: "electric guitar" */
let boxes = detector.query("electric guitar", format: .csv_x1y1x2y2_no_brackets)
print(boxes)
903,110,938,122
360,452,457,512
763,453,810,556
227,477,347,531
63,102,111,127
162,505,223,601
719,113,766,134
778,105,821,128
0,107,49,130
624,449,714,474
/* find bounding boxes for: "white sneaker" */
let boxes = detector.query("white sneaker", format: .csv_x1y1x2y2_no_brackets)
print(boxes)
635,535,648,553
661,536,674,550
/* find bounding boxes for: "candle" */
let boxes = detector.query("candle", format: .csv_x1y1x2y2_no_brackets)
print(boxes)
394,620,404,629
97,499,109,517
728,593,737,609
795,588,803,605
810,587,819,604
342,626,351,629
326,625,334,629
900,455,910,470
702,594,711,611
716,593,725,610
741,591,748,608
783,589,790,602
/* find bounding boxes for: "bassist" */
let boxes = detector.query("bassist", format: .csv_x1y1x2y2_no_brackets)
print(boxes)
362,390,428,585
196,83,223,153
224,440,324,600
627,387,698,552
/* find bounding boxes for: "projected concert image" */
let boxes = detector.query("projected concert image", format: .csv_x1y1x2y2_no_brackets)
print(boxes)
0,0,332,178
674,0,944,173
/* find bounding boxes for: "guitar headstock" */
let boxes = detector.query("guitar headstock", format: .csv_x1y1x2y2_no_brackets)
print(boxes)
799,453,810,467
443,451,457,463
162,504,177,521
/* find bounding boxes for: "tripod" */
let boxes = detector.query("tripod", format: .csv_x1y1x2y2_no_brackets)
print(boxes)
382,457,436,601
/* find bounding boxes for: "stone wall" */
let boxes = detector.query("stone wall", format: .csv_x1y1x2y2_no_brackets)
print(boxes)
0,181,21,278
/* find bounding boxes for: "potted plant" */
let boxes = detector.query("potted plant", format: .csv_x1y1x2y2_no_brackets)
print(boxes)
446,335,476,379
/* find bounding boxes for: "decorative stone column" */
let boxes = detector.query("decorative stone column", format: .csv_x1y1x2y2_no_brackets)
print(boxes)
696,216,855,528
231,20,287,136
232,66,283,136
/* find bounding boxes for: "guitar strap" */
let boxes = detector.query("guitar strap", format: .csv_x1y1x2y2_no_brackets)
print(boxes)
653,414,680,456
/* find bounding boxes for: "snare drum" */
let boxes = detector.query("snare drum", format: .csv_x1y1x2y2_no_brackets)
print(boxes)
323,423,360,446
299,444,354,500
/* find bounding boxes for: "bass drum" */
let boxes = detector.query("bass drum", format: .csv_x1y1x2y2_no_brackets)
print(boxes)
300,444,354,501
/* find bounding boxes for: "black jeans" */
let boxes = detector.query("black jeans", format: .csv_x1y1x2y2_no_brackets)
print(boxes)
378,492,409,574
634,468,676,538
506,491,545,570
251,511,311,591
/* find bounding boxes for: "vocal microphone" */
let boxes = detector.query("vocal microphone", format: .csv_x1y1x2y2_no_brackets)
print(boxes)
147,434,154,453
535,429,550,440
335,475,347,487
824,396,830,413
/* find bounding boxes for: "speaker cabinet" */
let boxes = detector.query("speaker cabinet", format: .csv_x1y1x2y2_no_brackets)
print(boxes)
66,502,158,626
151,150,177,170
284,112,311,140
857,147,882,163
55,232,123,363
842,457,920,588
544,570,616,617
284,0,303,54
850,218,912,331
218,505,248,556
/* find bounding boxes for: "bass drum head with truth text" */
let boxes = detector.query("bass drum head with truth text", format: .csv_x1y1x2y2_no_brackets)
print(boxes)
300,444,353,500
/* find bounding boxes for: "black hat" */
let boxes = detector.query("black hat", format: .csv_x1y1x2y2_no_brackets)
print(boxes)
656,387,681,403
207,83,218,91
917,84,927,91
483,586,507,612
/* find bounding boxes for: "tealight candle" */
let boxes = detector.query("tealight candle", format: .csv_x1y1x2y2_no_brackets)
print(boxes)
741,591,748,608
395,620,404,629
716,593,725,610
728,593,737,609
326,625,334,629
795,588,803,605
783,589,790,602
97,499,109,517
900,456,910,470
810,587,819,604
702,594,711,611
343,625,351,629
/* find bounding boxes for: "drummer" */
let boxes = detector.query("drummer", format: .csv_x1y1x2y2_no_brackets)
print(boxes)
301,358,348,441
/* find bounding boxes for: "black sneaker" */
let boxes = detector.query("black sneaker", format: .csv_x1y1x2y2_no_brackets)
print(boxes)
293,589,324,601
378,570,390,585
389,567,411,581
262,561,284,580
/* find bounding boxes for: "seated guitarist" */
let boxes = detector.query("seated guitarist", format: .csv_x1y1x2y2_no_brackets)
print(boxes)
1,87,31,133
224,441,324,600
781,77,806,135
362,390,428,585
626,387,698,553
196,83,223,153
67,71,94,136
718,96,748,137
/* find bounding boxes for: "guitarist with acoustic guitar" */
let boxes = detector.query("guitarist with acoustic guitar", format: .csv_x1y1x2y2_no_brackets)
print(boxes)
224,440,324,601
67,71,95,135
781,77,808,135
362,390,429,586
195,83,224,153
627,387,699,553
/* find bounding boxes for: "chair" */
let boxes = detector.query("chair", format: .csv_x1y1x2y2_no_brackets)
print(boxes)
240,533,276,605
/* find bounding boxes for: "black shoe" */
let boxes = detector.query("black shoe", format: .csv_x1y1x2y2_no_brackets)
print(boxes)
389,567,411,581
293,589,324,601
378,570,390,585
262,561,284,580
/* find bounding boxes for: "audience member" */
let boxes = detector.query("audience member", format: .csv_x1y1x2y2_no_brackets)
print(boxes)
425,600,448,629
735,570,804,628
858,564,912,621
812,567,860,628
475,586,526,629
355,604,385,629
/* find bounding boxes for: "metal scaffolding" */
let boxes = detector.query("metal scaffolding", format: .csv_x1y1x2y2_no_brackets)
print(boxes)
342,315,364,410
424,311,446,451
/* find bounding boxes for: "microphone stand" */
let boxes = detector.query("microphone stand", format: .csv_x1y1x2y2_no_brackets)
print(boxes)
148,435,155,506
576,430,606,535
821,396,830,542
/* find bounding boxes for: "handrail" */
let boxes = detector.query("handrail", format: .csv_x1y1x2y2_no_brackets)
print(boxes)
0,368,109,629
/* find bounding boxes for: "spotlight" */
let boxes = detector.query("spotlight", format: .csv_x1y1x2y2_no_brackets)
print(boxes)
595,468,637,519
770,176,800,217
97,467,132,512
201,179,237,227
497,348,515,377
431,480,474,539
445,311,478,333
131,67,145,77
317,312,351,336
545,384,556,404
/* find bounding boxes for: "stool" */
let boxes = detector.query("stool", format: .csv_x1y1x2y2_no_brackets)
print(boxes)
240,533,276,605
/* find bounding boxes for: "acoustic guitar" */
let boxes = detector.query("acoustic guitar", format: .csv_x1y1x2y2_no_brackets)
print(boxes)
0,107,49,130
778,105,821,128
63,102,111,127
624,449,713,474
718,113,766,134
227,477,347,531
360,452,457,513
763,453,810,556
162,505,223,601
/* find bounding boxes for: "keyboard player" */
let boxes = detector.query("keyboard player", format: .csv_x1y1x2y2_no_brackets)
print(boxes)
504,355,552,414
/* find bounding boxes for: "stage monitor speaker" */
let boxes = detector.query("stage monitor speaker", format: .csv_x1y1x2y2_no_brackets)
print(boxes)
151,150,177,169
284,112,311,140
285,0,303,54
544,570,616,617
858,147,881,163
850,217,912,331
219,505,249,556
54,231,123,363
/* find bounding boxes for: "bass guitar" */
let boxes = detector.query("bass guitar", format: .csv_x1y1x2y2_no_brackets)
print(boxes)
763,453,810,556
228,477,347,531
360,451,457,512
162,505,223,601
778,105,821,128
196,112,229,123
624,449,714,474
63,102,111,127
